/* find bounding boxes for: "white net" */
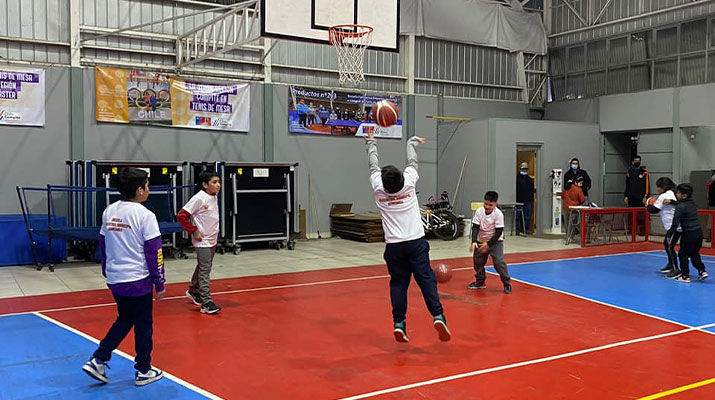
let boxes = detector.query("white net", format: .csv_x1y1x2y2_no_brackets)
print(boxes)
329,25,373,86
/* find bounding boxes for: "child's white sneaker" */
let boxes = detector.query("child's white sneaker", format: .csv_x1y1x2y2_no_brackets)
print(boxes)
135,367,163,386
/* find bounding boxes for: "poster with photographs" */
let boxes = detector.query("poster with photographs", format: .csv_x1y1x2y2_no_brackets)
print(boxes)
288,86,402,139
95,67,250,132
95,67,171,124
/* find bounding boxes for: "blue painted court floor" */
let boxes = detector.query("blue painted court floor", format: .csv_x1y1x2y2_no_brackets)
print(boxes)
0,313,209,400
490,251,715,333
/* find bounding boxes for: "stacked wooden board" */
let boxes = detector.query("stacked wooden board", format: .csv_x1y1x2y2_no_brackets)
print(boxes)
330,210,385,242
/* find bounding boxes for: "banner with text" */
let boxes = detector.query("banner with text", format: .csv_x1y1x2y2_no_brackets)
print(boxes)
170,79,250,131
0,67,45,126
95,67,250,131
288,86,402,139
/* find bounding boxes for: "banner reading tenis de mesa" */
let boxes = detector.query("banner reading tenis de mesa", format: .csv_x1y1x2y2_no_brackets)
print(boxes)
95,67,249,131
0,67,45,126
289,86,402,139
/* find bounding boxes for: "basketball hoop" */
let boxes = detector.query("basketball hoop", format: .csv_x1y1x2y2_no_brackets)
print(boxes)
329,24,373,86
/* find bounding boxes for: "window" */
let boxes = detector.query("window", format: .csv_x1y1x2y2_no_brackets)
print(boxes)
551,48,566,75
680,19,707,53
587,40,607,69
586,70,607,96
680,55,706,86
568,45,585,71
655,27,678,57
609,37,629,65
551,76,566,101
567,73,585,99
629,64,651,92
654,59,677,88
607,67,628,94
631,31,652,62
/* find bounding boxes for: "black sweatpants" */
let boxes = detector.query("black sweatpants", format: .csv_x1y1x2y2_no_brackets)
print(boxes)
664,231,681,270
678,230,707,278
383,237,444,323
93,292,154,373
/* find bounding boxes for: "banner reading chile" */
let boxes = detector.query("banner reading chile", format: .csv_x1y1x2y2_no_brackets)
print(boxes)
288,86,402,139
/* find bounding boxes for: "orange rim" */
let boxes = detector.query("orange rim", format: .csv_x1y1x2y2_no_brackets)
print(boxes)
329,24,374,43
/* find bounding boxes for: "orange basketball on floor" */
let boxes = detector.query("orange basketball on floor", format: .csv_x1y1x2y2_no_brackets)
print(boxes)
373,100,399,127
433,263,452,283
647,196,658,206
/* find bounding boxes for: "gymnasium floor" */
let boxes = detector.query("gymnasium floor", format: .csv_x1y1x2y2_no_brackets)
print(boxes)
1,236,714,399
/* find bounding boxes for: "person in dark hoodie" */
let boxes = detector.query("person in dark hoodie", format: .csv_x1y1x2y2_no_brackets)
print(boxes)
667,183,708,283
624,155,649,207
516,162,535,234
563,158,592,198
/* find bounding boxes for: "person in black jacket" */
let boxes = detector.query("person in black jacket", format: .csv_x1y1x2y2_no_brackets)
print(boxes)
516,162,535,234
624,155,649,207
563,158,592,198
667,183,708,283
709,173,715,208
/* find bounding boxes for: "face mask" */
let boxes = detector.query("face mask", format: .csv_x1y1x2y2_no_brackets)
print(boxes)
520,171,528,175
633,162,641,168
571,165,578,170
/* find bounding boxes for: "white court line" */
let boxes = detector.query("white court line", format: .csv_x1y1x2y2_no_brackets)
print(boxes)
492,251,715,336
502,274,715,336
33,312,225,400
0,249,655,318
337,322,715,400
641,252,715,265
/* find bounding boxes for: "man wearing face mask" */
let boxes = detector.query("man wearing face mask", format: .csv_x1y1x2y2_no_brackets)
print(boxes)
563,158,592,198
516,162,535,234
624,155,650,207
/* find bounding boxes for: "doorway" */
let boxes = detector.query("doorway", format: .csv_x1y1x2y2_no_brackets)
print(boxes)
517,146,539,233
603,132,638,207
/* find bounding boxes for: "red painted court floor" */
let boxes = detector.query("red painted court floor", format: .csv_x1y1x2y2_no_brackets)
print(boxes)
2,242,715,399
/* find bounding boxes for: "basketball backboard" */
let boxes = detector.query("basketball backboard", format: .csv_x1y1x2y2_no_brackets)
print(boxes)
261,0,399,52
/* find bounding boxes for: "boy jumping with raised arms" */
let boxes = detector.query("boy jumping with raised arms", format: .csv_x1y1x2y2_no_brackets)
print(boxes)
365,131,451,343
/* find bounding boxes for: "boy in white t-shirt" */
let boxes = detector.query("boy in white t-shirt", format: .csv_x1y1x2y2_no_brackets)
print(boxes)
645,177,680,275
468,191,512,294
365,131,451,343
178,170,222,314
82,168,165,386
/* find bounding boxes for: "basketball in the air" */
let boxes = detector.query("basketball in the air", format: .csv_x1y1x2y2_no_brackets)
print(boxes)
373,100,399,127
646,196,658,206
433,263,453,283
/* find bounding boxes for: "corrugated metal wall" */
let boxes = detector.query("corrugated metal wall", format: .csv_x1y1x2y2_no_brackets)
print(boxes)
550,15,715,101
549,0,715,48
413,37,525,101
0,0,547,102
0,0,71,64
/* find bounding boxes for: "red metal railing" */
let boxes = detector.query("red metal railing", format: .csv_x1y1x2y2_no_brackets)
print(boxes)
580,207,649,247
698,209,715,249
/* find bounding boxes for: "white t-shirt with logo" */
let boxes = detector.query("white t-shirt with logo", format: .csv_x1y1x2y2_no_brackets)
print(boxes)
472,206,505,242
100,201,161,285
371,167,424,244
182,190,220,247
654,190,678,231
